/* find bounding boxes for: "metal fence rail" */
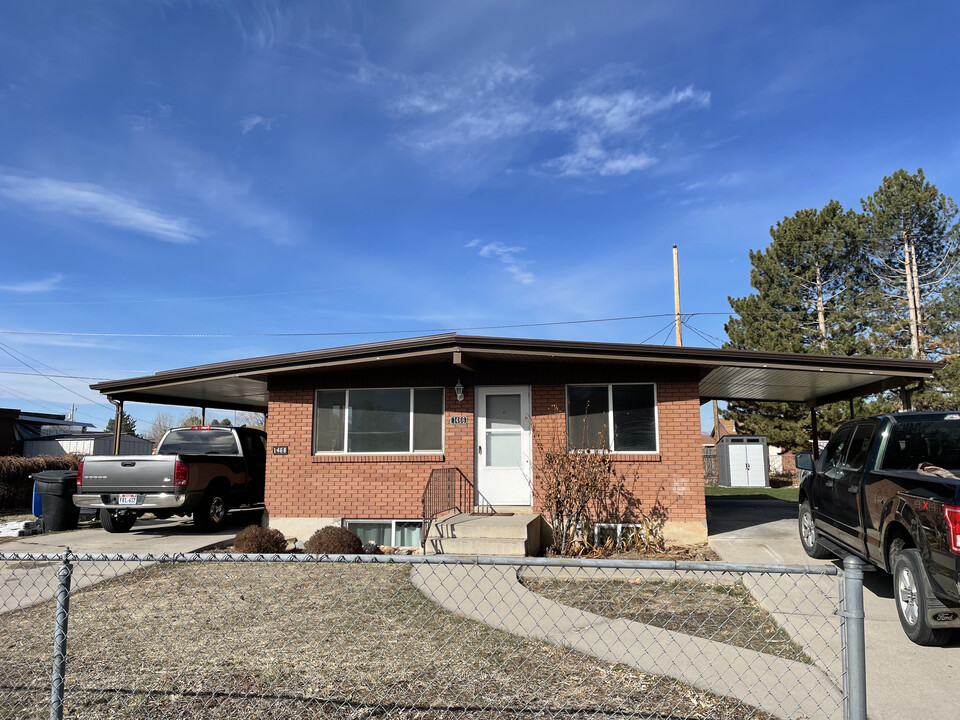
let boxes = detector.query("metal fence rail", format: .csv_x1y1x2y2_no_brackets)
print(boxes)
0,551,865,720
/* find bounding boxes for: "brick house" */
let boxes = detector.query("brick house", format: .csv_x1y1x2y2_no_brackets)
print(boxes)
91,333,938,551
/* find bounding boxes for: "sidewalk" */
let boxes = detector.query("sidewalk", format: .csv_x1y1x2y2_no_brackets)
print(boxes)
410,561,842,720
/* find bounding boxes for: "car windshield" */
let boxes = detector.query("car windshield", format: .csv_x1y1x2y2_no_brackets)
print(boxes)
158,429,240,456
880,418,960,471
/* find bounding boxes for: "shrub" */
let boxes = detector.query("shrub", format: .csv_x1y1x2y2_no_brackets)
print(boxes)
304,526,363,554
233,525,287,554
0,454,81,510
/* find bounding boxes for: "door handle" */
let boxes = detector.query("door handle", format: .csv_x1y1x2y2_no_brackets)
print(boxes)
847,485,860,494
824,480,834,488
478,445,482,455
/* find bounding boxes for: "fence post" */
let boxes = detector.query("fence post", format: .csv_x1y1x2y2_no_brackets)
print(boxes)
841,555,867,720
49,549,74,720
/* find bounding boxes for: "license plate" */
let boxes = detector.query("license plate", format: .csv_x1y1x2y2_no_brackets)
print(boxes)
118,494,138,505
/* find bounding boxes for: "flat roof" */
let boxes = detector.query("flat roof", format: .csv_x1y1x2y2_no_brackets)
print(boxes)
90,333,941,412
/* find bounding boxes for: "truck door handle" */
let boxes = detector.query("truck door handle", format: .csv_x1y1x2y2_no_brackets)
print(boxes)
121,461,136,467
847,486,860,494
824,480,834,488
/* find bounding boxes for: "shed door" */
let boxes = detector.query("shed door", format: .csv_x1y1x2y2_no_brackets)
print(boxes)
475,386,532,506
729,440,765,487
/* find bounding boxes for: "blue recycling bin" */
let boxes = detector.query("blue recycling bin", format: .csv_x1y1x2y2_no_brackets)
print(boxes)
32,482,43,517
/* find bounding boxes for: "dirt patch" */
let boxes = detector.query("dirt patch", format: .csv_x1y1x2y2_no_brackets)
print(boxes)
0,559,775,719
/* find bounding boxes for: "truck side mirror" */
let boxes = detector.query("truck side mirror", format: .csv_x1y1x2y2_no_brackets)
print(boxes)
795,452,814,471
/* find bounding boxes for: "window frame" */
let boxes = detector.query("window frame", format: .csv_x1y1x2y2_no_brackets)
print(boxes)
565,382,659,454
313,386,444,456
344,519,423,548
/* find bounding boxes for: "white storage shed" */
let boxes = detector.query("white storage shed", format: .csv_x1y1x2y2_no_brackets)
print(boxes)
717,435,770,488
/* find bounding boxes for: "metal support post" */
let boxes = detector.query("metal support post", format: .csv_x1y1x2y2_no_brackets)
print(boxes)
49,549,74,720
841,555,867,720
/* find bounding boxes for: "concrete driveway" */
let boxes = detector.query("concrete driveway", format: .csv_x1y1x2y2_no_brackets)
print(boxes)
707,496,960,720
0,510,258,614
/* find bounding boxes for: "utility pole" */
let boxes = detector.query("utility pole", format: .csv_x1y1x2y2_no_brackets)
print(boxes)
673,244,682,346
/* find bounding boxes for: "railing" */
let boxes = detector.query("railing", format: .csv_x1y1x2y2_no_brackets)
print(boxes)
421,468,498,552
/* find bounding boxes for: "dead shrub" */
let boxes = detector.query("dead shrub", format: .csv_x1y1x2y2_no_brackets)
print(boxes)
304,526,363,555
0,454,81,510
535,410,666,556
233,525,287,554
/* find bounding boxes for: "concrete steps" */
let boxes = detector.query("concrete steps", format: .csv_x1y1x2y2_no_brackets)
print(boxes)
426,512,543,556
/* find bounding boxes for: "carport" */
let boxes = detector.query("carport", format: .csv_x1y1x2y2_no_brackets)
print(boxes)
90,333,942,459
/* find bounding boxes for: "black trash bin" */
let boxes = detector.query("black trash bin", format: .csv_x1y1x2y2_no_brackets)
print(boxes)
32,470,80,532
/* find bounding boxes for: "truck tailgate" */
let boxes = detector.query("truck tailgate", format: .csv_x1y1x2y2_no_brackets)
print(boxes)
79,455,178,494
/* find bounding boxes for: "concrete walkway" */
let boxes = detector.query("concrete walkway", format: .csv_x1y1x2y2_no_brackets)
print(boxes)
410,561,843,720
0,514,248,613
707,496,960,720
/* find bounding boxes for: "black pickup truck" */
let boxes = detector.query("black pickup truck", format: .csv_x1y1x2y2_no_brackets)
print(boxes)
797,412,960,645
73,426,267,533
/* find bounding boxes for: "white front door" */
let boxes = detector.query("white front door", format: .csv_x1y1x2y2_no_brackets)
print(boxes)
476,386,532,506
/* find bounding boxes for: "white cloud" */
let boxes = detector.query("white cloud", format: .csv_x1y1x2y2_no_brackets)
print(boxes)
0,174,202,243
0,273,64,293
240,114,279,133
467,239,535,285
382,59,709,179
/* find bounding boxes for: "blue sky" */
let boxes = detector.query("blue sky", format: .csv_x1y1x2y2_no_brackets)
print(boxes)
2,1,960,434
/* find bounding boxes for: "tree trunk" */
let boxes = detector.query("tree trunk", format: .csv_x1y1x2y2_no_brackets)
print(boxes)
904,233,921,358
814,264,828,351
909,241,924,353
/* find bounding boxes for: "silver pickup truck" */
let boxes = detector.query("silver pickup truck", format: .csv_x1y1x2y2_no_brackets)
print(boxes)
73,426,267,533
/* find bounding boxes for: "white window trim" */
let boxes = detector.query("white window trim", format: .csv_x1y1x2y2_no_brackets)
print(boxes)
565,382,660,454
314,387,444,456
344,519,423,547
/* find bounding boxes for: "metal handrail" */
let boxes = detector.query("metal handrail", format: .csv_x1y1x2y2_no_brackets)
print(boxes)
421,468,496,552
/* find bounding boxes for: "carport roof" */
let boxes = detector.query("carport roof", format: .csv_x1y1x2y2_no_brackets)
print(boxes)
90,333,941,412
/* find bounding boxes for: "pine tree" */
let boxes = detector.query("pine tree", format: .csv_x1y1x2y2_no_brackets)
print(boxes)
105,411,137,435
723,201,874,450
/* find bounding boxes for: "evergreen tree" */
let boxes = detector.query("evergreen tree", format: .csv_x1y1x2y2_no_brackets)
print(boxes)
723,201,874,451
105,411,137,435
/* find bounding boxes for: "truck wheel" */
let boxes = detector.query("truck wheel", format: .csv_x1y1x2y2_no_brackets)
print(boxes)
798,500,832,559
194,487,229,532
100,508,137,533
893,547,953,646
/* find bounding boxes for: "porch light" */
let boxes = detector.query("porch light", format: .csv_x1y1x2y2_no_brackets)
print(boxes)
454,380,464,402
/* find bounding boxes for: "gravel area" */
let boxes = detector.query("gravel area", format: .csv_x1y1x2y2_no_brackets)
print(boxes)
524,576,811,663
0,559,776,719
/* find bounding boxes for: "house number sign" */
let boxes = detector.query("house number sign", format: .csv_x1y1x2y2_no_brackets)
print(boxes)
450,415,469,425
272,446,289,455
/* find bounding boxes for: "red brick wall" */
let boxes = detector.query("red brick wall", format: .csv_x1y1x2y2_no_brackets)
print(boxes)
530,383,706,526
265,381,706,527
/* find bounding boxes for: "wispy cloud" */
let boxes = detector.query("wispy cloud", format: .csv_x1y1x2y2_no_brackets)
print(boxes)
0,174,202,243
0,273,64,293
466,239,535,285
382,58,709,178
240,114,279,133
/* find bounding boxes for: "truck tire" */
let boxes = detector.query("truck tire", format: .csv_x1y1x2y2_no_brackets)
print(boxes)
100,508,137,533
798,500,832,559
893,547,953,646
194,485,229,532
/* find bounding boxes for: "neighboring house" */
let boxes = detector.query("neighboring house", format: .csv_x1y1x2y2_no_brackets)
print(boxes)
89,333,939,551
23,433,153,458
0,408,92,456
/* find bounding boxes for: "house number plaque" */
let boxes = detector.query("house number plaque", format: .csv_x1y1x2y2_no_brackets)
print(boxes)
450,415,469,425
272,446,289,455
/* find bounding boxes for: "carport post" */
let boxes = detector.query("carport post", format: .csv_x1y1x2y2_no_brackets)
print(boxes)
109,398,123,455
810,406,820,460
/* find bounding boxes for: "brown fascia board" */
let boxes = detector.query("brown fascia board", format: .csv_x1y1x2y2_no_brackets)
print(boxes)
90,332,941,394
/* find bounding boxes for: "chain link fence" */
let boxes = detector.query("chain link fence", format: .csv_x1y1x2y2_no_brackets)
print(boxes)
0,551,865,720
